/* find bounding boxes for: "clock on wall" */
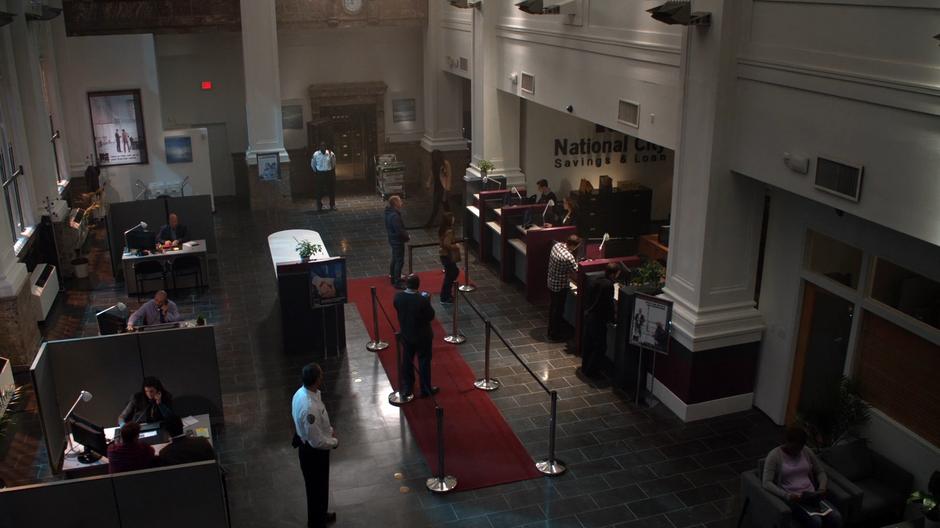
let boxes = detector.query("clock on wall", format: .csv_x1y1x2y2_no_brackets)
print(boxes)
342,0,363,15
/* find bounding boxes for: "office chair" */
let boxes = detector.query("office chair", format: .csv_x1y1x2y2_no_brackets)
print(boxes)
170,255,204,294
133,260,167,302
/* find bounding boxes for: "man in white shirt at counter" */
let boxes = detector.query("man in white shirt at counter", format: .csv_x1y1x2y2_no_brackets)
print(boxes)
310,142,337,213
292,363,338,528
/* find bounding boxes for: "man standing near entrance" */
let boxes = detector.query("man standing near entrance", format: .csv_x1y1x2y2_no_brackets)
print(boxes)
581,262,621,378
394,274,438,398
311,142,337,212
292,363,338,528
385,196,409,289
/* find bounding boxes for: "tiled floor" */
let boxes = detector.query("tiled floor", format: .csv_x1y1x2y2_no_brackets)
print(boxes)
0,184,782,527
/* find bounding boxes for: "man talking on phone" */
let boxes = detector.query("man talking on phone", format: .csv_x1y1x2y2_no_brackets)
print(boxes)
127,290,182,330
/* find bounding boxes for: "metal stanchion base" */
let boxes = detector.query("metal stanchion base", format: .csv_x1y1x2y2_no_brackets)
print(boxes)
366,340,389,352
388,391,414,406
444,334,466,344
535,459,567,476
426,475,457,493
457,284,476,292
473,378,501,391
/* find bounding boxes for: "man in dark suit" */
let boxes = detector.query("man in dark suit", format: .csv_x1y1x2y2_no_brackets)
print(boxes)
157,415,216,466
580,262,621,378
393,274,438,398
157,213,188,247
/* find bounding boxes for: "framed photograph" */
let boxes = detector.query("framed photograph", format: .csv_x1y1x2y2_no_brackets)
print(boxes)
257,151,280,181
88,89,148,166
282,104,304,130
392,98,416,123
164,136,193,164
309,257,348,308
628,293,673,354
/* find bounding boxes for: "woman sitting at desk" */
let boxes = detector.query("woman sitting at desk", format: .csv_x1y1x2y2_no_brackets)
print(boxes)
119,376,174,425
545,197,578,227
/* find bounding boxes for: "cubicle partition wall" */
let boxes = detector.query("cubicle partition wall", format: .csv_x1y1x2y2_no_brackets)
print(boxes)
107,195,216,278
30,326,222,473
0,461,229,528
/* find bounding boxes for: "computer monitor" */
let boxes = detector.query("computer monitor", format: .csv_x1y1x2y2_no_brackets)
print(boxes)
602,237,638,258
126,229,156,251
96,305,127,335
68,413,107,464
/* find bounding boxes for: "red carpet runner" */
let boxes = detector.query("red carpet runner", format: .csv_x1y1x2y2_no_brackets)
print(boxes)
348,271,542,491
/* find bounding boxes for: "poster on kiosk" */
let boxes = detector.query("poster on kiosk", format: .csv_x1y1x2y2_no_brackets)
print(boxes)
309,257,348,308
629,293,673,354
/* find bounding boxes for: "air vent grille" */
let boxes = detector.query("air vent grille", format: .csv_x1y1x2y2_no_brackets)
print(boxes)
459,57,469,71
618,99,639,128
520,72,535,94
815,157,863,202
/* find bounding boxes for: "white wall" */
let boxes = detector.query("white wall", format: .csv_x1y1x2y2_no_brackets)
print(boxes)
278,26,425,143
58,34,214,204
522,100,673,219
494,0,682,150
162,128,214,209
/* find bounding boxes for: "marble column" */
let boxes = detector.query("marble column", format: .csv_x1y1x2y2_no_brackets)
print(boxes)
422,0,467,154
240,0,291,209
656,0,765,421
466,2,524,187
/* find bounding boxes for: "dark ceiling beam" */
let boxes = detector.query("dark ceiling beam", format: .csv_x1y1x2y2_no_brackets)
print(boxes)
62,0,241,36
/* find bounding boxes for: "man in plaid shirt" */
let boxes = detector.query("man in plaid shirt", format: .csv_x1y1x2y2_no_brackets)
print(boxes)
547,234,581,341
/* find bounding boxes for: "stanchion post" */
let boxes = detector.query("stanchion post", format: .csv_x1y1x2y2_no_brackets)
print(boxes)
407,245,413,276
458,242,475,292
426,406,457,493
366,287,389,352
474,320,500,391
444,282,466,344
535,390,566,476
388,334,414,406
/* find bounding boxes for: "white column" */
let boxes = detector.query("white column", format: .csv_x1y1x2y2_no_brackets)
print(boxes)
420,0,467,153
466,3,524,185
240,0,288,165
662,0,764,352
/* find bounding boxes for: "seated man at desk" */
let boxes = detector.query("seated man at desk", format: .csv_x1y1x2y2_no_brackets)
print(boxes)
107,422,156,474
157,213,188,247
119,376,174,425
535,179,558,205
157,415,216,467
127,290,182,330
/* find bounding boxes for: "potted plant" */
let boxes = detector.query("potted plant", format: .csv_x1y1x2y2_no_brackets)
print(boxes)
478,159,495,179
909,471,940,527
294,239,322,262
797,376,871,449
630,260,666,294
195,314,206,326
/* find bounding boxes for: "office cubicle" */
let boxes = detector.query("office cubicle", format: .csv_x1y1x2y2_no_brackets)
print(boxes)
0,460,229,528
107,195,216,278
30,326,223,472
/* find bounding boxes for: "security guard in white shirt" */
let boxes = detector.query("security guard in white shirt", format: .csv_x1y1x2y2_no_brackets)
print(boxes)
292,363,338,528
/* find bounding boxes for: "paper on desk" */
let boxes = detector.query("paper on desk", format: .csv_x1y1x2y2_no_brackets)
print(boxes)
181,415,198,427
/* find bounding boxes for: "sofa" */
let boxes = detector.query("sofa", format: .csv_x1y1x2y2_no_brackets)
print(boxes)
820,439,914,525
740,458,854,527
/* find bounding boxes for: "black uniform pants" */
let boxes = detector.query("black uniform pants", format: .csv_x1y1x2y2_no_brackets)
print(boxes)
582,316,607,376
315,169,336,210
547,288,568,341
298,443,331,528
400,337,433,396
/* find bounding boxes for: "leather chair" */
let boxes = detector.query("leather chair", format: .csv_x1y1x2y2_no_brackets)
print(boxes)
133,260,167,302
739,458,855,528
820,439,913,525
170,255,204,293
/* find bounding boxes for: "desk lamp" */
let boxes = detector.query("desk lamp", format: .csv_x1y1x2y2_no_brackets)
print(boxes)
542,199,555,224
599,233,610,252
123,221,148,252
63,390,93,454
511,186,523,202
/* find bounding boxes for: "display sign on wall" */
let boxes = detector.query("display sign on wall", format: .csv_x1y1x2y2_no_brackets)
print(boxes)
88,89,148,166
165,136,193,164
553,136,668,168
392,98,416,123
282,104,304,130
309,257,348,308
628,293,673,354
257,152,280,181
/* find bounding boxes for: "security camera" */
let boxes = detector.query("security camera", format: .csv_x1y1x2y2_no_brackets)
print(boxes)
516,0,545,14
517,0,579,17
449,0,482,8
647,1,711,26
565,105,574,113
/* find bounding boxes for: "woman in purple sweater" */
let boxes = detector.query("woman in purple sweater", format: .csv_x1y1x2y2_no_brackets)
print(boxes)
763,426,843,527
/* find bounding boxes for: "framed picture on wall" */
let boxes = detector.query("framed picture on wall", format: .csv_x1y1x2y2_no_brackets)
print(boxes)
392,98,416,123
88,89,148,166
628,293,673,354
282,104,304,130
165,136,193,164
258,151,280,181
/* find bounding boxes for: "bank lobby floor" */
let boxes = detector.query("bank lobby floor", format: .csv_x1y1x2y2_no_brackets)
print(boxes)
1,183,783,528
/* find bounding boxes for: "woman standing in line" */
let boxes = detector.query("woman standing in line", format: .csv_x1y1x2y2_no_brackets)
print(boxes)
424,150,453,227
438,212,460,304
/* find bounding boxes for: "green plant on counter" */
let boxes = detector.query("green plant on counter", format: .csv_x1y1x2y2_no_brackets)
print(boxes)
797,376,871,449
295,239,323,260
909,490,938,521
630,260,666,288
196,314,206,326
0,386,26,439
478,159,495,176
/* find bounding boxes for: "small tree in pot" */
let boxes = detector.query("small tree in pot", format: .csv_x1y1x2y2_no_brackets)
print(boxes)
910,471,940,527
630,260,666,294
